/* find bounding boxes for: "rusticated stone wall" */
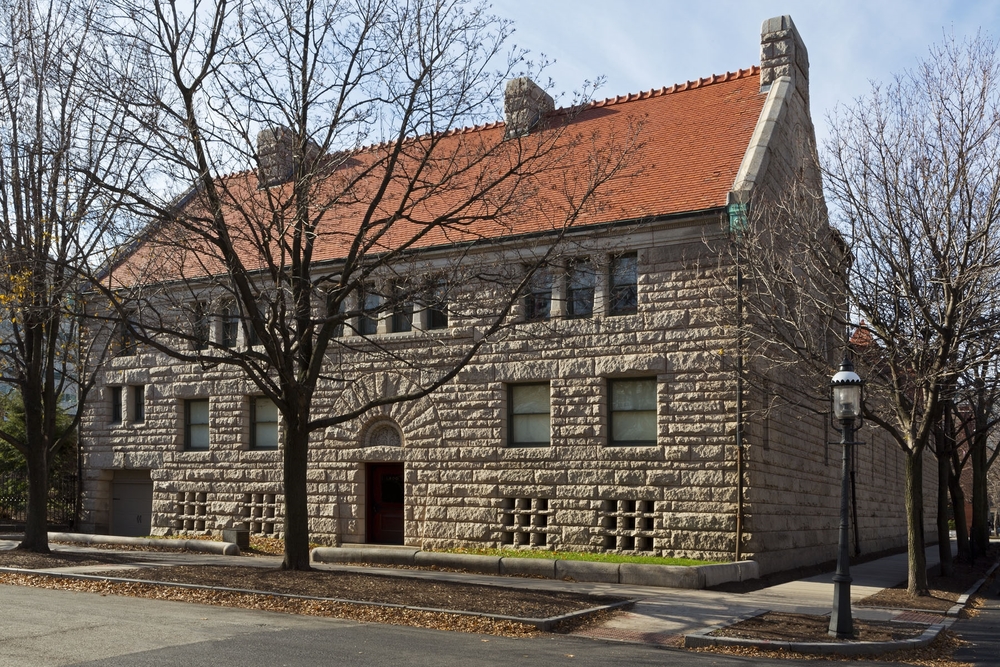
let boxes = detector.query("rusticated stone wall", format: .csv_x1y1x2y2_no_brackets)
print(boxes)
78,15,936,574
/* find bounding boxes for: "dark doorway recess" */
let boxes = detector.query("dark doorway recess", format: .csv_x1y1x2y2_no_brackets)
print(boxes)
367,463,404,544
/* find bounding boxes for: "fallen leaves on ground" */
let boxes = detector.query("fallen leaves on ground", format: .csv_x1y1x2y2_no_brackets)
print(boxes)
712,611,926,643
692,629,971,666
0,572,539,637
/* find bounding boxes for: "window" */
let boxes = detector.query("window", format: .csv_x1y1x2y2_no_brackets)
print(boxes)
508,383,550,446
426,280,448,330
390,281,413,333
524,269,551,321
185,399,210,450
191,302,209,350
220,302,238,348
327,291,346,337
566,259,595,318
110,386,123,424
609,254,638,316
246,299,266,346
117,313,136,356
609,378,657,446
359,285,380,336
132,385,145,423
250,397,279,449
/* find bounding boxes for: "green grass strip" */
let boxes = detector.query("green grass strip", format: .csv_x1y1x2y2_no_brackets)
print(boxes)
438,547,717,566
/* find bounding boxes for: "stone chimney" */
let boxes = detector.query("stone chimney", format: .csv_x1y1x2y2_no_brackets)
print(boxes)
504,77,554,139
760,15,809,102
257,126,323,188
257,126,295,187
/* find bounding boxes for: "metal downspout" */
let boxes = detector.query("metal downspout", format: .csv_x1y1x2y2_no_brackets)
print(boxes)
735,253,745,562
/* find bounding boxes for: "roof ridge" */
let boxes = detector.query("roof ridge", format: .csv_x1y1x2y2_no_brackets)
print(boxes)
185,66,762,178
590,65,760,108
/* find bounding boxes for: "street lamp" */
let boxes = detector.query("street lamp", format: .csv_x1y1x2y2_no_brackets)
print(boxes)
829,357,863,639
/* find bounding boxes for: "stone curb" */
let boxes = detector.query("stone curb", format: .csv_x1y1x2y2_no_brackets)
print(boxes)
312,546,418,566
0,566,633,632
48,532,240,556
310,547,757,589
946,560,999,617
684,612,956,656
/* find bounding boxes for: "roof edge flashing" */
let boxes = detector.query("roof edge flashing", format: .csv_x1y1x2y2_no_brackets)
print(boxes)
731,76,792,195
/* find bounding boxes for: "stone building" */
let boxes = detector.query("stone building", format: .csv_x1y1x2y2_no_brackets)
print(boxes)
79,16,936,574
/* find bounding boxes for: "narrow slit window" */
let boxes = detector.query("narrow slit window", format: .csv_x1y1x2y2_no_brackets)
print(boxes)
426,280,448,330
391,281,413,333
110,387,122,424
609,254,638,316
191,302,209,350
359,285,380,336
524,269,552,321
566,259,595,318
133,385,145,423
220,302,238,348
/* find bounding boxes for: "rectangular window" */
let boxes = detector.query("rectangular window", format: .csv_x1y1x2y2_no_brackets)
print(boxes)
191,302,209,350
110,386,123,424
391,281,413,333
609,378,657,446
426,280,448,330
566,259,595,318
524,269,551,321
250,397,279,449
246,299,266,346
359,285,380,336
117,313,136,356
133,385,145,423
185,399,210,450
220,302,238,348
609,254,638,316
508,383,550,446
327,292,346,338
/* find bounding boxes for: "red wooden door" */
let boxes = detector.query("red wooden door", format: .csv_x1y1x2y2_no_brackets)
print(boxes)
367,463,404,544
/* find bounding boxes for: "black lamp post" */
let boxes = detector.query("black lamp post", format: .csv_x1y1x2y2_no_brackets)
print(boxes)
829,357,863,639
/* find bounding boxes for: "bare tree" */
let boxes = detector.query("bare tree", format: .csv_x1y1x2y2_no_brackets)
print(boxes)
949,354,1000,558
988,442,1000,535
0,0,139,552
94,0,637,569
733,34,1000,595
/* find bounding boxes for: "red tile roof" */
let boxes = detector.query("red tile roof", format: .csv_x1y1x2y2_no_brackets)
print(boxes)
113,67,765,284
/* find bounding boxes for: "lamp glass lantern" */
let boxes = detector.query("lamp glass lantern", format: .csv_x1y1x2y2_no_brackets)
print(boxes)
831,359,863,422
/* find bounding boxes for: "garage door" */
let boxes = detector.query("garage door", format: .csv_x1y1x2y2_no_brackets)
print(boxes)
111,470,153,537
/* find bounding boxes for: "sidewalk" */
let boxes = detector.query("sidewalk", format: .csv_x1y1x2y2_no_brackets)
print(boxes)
573,543,946,646
0,535,977,651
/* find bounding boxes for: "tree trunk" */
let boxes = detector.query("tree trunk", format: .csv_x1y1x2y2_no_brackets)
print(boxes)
970,438,989,560
282,421,311,571
949,450,971,562
905,451,929,596
18,428,50,553
936,449,953,576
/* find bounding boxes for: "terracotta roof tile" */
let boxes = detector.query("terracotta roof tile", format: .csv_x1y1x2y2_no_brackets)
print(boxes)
114,67,765,282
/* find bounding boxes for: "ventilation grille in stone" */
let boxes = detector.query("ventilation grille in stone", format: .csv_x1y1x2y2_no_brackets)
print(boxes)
600,499,656,552
172,491,210,532
499,497,553,547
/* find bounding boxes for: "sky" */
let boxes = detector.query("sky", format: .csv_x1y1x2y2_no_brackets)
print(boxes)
489,0,1000,148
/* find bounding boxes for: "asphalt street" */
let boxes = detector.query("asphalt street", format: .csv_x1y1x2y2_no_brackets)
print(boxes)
952,571,1000,667
9,580,997,667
